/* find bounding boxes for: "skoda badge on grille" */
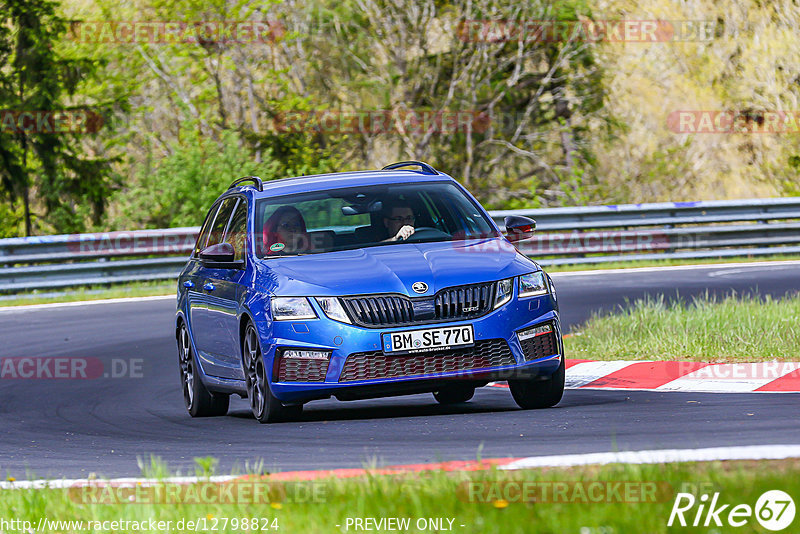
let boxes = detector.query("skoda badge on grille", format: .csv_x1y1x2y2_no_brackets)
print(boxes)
412,281,428,294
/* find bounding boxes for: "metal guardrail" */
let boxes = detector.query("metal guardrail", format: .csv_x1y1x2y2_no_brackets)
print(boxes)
1,198,799,292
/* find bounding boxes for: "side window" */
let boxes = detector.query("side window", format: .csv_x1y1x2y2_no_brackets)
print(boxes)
194,202,221,256
225,198,248,262
206,198,238,247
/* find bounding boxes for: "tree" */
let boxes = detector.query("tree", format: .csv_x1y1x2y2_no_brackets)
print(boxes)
0,0,116,235
284,0,610,208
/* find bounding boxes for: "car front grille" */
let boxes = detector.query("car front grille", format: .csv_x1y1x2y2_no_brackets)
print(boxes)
341,295,414,328
518,323,559,361
341,281,496,328
434,283,495,321
339,338,514,382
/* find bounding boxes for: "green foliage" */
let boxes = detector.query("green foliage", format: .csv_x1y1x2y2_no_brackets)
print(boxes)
0,0,117,235
4,0,800,236
0,199,26,238
193,456,219,478
782,155,800,196
110,130,281,229
85,0,339,231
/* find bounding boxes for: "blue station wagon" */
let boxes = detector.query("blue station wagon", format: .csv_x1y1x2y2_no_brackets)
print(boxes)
176,161,564,423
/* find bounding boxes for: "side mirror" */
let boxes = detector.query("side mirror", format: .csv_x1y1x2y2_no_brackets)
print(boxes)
199,242,235,263
503,215,536,243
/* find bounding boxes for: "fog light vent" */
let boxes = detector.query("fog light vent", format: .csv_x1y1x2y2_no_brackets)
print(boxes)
517,323,558,361
276,350,330,382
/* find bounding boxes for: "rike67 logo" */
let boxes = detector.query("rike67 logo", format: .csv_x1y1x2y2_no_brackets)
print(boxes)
668,490,795,531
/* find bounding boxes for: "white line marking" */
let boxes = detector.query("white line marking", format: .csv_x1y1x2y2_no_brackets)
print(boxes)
574,386,799,393
706,266,800,278
501,444,800,470
657,362,800,392
0,295,174,313
550,259,800,278
565,360,639,388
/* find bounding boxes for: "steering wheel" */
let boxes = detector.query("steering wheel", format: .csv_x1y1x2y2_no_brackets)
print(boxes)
403,227,450,242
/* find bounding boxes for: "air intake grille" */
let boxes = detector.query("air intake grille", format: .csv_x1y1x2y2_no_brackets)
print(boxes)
276,355,329,382
341,282,496,328
518,324,558,362
339,338,514,382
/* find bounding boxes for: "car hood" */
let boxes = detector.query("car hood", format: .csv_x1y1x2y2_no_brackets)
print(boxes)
254,238,538,296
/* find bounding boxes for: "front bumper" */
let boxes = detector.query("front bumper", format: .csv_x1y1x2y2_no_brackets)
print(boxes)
263,294,562,403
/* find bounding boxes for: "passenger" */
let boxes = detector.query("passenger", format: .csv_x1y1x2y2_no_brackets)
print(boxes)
263,206,311,254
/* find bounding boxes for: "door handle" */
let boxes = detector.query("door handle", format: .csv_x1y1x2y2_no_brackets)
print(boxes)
203,283,216,291
183,281,194,288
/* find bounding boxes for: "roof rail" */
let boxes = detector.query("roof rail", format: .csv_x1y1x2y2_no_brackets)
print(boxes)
381,161,438,175
228,176,263,192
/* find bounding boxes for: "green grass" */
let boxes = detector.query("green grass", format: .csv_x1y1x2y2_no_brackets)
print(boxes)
544,254,800,272
0,281,175,307
564,293,800,362
3,458,799,533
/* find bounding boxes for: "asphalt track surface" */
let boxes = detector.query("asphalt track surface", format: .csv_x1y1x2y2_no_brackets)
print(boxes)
1,262,799,479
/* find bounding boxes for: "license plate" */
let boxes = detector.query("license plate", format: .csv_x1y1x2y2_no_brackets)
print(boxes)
382,325,474,354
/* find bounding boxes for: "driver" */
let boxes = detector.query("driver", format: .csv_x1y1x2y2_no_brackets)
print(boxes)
382,201,416,242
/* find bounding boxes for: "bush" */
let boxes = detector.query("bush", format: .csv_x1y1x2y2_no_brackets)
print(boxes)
109,130,280,229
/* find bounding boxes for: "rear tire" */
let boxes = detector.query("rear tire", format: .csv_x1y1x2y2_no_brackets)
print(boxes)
508,357,565,409
243,323,302,423
433,384,475,404
178,322,229,417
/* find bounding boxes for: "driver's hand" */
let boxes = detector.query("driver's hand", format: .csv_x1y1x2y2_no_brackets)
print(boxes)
393,225,415,241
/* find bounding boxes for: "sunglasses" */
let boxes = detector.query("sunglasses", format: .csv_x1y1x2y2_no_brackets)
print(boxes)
387,215,415,223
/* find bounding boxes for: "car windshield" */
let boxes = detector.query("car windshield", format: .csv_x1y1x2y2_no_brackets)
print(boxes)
255,181,498,258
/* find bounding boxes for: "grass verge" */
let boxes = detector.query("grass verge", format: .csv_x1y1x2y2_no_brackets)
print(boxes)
2,458,798,533
564,293,800,362
544,254,800,272
0,281,175,307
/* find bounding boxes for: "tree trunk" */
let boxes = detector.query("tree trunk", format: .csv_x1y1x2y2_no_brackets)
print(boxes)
23,183,31,236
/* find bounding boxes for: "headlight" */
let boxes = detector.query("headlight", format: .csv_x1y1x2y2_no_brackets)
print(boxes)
271,297,317,320
315,297,351,324
519,271,548,297
494,278,513,309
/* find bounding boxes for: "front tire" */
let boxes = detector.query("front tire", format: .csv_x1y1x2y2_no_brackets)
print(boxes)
178,322,229,417
243,323,302,423
508,357,565,409
433,384,475,404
